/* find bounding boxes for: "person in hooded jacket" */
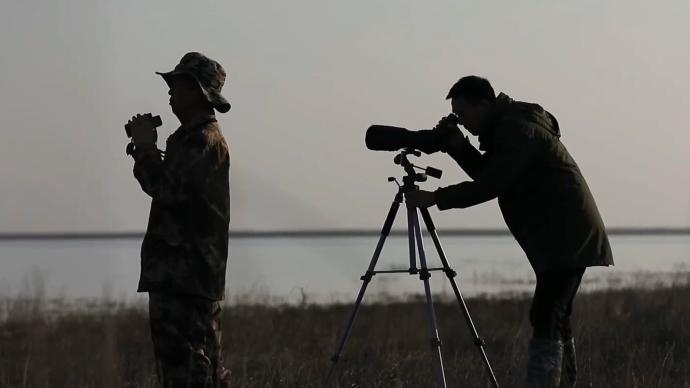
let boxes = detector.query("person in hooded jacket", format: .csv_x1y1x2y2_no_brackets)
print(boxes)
406,76,614,388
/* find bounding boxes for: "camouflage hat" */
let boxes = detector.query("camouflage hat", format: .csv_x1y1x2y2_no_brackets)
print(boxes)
156,52,231,113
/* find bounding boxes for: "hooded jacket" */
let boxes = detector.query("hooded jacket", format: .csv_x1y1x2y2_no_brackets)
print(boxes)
429,93,613,273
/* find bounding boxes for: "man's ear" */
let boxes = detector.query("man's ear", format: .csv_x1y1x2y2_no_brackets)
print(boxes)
478,99,492,113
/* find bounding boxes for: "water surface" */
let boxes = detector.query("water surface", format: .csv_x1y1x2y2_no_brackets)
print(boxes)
0,235,688,304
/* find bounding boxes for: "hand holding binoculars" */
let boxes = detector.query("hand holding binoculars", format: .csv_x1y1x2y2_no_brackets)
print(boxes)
125,113,162,155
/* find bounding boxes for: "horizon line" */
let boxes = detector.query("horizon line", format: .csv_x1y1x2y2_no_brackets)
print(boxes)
0,227,689,240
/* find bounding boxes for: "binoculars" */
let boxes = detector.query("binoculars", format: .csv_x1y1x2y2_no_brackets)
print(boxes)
125,114,162,156
124,114,162,138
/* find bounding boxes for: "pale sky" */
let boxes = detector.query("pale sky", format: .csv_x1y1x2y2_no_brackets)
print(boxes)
1,0,689,233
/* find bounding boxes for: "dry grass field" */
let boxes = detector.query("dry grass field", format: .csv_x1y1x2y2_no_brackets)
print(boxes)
1,283,688,387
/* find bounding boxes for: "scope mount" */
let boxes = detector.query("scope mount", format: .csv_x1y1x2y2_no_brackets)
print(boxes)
391,148,443,186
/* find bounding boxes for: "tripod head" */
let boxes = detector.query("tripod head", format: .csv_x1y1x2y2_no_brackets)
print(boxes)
388,148,443,189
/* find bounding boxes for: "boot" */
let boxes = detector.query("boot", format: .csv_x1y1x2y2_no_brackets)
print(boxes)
525,338,563,388
560,337,577,387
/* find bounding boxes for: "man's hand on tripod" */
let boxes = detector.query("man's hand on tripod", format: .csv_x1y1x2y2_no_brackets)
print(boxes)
406,190,436,208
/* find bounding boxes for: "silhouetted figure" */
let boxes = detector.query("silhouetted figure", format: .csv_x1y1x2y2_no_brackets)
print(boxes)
406,76,614,388
126,52,232,388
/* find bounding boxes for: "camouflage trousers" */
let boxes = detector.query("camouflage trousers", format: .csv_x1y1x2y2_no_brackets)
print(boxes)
148,292,231,388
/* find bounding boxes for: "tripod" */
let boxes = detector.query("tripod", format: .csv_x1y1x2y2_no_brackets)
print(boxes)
326,149,499,388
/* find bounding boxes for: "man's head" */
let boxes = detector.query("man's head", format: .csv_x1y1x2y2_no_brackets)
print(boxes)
446,76,496,136
157,52,231,117
166,73,213,117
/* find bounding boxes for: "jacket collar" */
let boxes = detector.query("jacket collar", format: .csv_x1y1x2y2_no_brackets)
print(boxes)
478,92,512,151
178,114,217,133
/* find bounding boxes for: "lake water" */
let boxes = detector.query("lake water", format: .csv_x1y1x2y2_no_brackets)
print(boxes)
0,235,688,305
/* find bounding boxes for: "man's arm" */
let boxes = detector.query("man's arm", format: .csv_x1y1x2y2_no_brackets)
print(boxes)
132,133,222,205
434,122,538,210
413,115,488,178
408,130,489,182
444,134,487,180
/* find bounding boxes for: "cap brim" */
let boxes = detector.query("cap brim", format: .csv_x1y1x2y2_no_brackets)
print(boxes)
155,70,188,86
156,71,231,113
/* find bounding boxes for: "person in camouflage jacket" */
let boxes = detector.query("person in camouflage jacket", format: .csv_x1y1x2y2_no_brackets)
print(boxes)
127,52,232,388
407,76,613,388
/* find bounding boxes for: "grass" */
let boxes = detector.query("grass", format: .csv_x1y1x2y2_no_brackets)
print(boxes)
0,283,689,387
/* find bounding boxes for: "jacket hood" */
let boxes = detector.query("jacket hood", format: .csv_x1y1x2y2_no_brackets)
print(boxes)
488,93,561,138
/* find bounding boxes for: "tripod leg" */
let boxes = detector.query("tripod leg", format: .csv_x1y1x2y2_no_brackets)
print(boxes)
410,208,448,388
419,207,500,388
326,195,402,384
406,204,419,273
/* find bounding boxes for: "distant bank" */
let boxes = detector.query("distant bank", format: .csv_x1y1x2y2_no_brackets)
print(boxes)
1,227,689,240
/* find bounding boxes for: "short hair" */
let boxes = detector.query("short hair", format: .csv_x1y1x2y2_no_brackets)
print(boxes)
446,76,496,103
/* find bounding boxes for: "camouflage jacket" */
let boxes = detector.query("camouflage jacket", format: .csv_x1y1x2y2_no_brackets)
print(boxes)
132,115,230,300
